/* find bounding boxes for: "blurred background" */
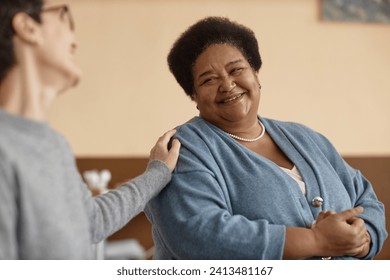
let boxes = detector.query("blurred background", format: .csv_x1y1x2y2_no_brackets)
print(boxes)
49,0,390,157
53,0,390,259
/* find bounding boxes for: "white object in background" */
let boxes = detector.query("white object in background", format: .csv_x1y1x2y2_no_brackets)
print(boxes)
93,240,105,260
104,239,146,260
83,170,100,187
83,169,112,194
96,169,111,190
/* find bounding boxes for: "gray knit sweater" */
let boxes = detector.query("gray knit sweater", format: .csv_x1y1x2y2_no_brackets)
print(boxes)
0,109,171,259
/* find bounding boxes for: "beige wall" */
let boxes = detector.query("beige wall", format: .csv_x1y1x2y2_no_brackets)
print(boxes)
49,0,390,157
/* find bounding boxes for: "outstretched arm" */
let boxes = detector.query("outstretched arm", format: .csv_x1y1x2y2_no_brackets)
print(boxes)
87,129,181,242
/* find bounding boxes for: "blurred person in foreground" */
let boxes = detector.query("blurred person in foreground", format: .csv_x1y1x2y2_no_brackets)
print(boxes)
0,0,180,259
145,16,387,259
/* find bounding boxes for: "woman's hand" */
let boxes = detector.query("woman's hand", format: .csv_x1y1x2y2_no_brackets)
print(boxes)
343,217,371,258
313,210,336,225
149,129,181,172
311,206,370,257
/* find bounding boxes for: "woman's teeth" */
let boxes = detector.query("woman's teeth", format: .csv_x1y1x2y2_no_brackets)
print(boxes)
223,93,244,103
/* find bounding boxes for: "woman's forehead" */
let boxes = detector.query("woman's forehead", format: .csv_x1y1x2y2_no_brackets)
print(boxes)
44,0,67,6
196,44,246,64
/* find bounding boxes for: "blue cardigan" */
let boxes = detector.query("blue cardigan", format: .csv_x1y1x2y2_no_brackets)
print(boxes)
145,116,387,259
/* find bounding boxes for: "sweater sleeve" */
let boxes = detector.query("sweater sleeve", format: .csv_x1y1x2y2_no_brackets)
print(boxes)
146,150,286,260
308,128,388,259
0,151,18,259
348,166,387,259
85,160,171,243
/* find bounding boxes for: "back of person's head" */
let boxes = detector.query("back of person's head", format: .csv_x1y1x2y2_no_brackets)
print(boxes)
0,0,43,83
167,16,262,97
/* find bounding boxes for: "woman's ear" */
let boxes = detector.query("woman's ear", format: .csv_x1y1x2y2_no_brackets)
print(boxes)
189,94,199,110
254,72,261,89
12,12,42,45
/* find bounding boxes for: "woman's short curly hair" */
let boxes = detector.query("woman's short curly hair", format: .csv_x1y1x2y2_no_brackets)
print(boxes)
167,16,262,96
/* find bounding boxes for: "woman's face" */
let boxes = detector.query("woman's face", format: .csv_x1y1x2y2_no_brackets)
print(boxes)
191,44,260,129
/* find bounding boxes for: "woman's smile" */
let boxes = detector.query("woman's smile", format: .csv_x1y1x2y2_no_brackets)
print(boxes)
192,44,261,125
218,92,246,104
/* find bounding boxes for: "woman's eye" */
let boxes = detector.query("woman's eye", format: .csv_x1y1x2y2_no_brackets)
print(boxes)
200,77,216,86
231,68,243,75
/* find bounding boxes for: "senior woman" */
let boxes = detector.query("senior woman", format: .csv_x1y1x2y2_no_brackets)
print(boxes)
145,17,387,259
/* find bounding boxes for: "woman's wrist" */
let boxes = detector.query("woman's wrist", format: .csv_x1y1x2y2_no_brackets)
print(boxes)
284,227,320,259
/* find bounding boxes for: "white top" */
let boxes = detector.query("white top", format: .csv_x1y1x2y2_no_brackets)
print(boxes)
280,165,306,195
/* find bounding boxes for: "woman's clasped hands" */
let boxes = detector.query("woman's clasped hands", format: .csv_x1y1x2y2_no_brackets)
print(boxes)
311,206,371,258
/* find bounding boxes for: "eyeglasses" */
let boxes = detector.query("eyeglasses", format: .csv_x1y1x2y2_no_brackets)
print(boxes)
41,4,75,31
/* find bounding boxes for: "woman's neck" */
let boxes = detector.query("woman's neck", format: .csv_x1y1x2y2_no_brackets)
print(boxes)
215,116,262,140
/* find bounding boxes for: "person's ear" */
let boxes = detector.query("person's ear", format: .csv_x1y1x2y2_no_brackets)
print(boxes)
12,13,42,45
253,72,261,89
189,93,200,110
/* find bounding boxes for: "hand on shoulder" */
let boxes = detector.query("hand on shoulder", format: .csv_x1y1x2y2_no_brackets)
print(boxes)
149,129,181,172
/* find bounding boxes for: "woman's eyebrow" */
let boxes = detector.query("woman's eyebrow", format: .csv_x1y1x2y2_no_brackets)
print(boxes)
225,59,244,67
197,59,244,79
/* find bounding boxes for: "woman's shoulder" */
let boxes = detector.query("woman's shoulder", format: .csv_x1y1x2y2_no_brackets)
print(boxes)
263,117,338,154
175,117,215,138
176,116,206,129
262,117,316,134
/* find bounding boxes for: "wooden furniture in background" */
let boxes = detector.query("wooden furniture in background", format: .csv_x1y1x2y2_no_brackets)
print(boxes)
76,156,390,260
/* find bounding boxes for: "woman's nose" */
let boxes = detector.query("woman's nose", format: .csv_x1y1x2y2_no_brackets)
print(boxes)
218,75,236,93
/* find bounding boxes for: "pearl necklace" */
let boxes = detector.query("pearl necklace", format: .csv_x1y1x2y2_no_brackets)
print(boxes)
227,121,266,142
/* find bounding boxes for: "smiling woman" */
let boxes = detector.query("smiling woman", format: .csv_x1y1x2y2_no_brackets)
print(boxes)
144,16,387,260
191,44,262,137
